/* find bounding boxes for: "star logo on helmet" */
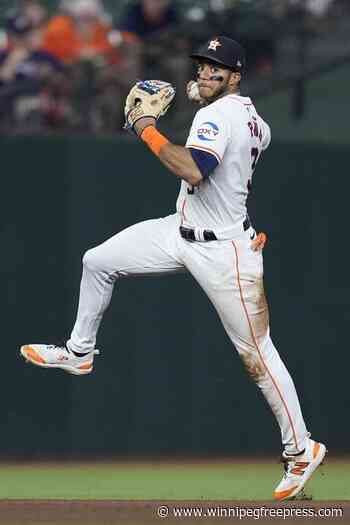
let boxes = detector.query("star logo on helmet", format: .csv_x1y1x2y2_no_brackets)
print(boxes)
208,39,221,51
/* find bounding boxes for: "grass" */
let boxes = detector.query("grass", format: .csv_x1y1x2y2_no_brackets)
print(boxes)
0,459,349,501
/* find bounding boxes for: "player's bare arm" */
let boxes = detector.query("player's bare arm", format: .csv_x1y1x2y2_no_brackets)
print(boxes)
131,115,202,185
125,87,202,186
125,64,241,186
154,64,241,186
158,143,203,186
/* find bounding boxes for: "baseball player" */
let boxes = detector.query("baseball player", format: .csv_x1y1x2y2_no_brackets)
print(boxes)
20,36,326,500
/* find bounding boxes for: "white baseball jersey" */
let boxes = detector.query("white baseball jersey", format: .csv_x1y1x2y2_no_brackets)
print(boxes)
176,94,271,237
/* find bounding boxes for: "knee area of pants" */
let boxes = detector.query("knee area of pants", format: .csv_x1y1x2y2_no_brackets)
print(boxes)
82,248,104,272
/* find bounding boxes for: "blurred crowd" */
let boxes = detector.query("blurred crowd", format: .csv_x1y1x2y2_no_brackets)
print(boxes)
0,0,341,135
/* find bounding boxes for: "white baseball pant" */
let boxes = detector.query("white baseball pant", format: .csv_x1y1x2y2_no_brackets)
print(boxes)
67,212,309,454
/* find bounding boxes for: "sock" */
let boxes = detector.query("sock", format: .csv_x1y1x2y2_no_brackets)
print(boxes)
70,349,88,358
285,448,305,457
65,343,88,358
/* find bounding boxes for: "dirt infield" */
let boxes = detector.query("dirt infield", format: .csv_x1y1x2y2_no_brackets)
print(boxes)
0,500,348,525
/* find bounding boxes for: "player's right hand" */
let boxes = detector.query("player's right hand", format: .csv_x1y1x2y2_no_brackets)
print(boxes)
186,81,204,104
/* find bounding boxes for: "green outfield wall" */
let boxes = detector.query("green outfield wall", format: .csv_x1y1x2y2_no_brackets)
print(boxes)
1,135,347,458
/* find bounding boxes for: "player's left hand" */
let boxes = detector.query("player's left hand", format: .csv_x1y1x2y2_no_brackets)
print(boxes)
251,232,267,251
124,80,176,135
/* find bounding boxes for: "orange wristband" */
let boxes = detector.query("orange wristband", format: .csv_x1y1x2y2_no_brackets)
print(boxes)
140,126,169,157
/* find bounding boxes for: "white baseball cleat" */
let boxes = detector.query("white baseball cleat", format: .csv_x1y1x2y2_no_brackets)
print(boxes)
273,438,327,501
20,344,99,376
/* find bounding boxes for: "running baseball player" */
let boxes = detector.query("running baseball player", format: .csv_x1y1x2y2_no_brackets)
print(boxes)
20,36,326,500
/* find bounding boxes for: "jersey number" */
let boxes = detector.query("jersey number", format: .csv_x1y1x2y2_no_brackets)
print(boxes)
187,185,195,195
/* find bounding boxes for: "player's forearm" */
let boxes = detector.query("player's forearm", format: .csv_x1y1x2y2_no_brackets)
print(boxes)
139,125,202,186
159,142,202,186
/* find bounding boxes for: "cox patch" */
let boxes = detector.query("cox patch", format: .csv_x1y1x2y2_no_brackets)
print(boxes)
197,121,219,141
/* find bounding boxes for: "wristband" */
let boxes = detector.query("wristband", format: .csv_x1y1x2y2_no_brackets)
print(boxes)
140,126,169,157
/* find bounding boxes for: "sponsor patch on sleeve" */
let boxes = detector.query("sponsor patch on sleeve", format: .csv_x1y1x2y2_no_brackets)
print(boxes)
197,121,219,142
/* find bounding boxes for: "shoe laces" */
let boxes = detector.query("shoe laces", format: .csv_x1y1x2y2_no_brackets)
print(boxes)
47,344,67,351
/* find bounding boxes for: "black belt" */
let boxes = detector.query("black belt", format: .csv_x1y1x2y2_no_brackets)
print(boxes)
243,216,251,231
179,217,251,242
179,227,217,242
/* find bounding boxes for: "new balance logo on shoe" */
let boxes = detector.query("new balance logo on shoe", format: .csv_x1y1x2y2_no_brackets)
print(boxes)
291,462,309,476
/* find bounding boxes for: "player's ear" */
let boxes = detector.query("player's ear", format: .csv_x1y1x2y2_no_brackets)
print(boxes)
229,71,241,89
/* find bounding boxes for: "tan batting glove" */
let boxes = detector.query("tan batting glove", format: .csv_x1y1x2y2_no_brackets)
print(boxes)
251,232,267,252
